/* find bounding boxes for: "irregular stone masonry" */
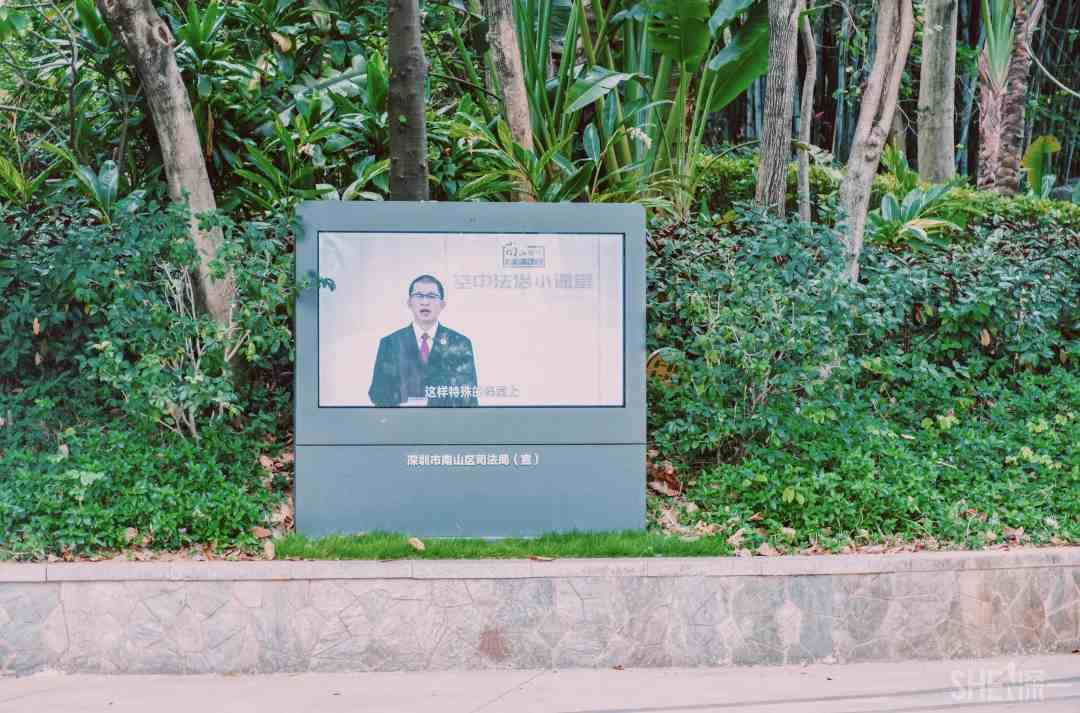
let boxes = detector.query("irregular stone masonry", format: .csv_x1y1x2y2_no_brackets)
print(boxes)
0,550,1077,675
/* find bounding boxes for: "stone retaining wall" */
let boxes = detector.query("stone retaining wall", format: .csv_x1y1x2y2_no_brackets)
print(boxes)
1,549,1078,675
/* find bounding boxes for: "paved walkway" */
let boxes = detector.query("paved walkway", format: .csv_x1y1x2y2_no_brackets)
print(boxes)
1,654,1078,713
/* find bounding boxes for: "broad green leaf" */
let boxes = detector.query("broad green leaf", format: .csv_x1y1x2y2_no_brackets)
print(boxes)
1021,135,1060,194
648,0,711,67
709,0,756,35
881,194,901,221
705,2,769,111
98,161,118,209
583,123,601,163
0,155,28,199
365,53,389,114
196,74,212,99
324,134,355,153
565,67,644,113
75,0,112,47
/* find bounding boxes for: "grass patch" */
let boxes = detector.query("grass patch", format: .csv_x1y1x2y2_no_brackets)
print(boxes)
275,530,735,560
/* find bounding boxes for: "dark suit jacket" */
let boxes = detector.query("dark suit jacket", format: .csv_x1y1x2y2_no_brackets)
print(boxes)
368,324,479,407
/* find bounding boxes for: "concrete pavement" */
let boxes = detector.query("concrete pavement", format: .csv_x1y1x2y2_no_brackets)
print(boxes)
1,654,1078,713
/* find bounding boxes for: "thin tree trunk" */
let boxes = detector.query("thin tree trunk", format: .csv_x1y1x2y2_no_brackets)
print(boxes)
889,107,908,153
797,13,817,222
995,0,1044,193
95,0,232,327
755,0,803,215
918,0,958,182
838,0,915,282
833,13,850,157
484,0,533,200
388,0,430,200
956,47,979,174
485,0,533,151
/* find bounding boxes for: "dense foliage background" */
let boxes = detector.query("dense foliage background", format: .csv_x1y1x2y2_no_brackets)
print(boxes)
0,0,1077,558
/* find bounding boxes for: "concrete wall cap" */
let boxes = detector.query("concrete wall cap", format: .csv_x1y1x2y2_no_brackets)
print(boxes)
0,547,1075,583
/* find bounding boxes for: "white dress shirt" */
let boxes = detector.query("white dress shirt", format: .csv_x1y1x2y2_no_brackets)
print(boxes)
412,321,440,355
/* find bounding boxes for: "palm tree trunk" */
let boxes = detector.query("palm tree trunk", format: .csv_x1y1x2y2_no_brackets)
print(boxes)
995,0,1044,193
977,51,1006,189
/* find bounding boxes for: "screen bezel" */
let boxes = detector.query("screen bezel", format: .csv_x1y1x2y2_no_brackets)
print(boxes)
295,202,645,446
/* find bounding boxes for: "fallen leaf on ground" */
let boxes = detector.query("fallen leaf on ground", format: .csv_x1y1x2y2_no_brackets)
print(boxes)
694,520,719,535
529,555,555,562
757,542,781,557
657,506,691,536
33,318,41,335
124,527,138,544
613,665,625,671
749,512,764,522
648,480,678,497
735,548,753,558
780,527,797,539
726,528,746,547
258,455,274,472
250,526,271,539
263,540,276,560
407,536,426,552
1003,526,1025,542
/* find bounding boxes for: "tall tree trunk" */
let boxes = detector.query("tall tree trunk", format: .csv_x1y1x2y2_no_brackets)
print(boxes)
96,0,232,327
838,0,915,282
977,47,1006,189
484,0,533,151
388,0,429,200
832,12,850,157
996,0,1045,193
755,0,803,215
484,0,534,201
797,13,817,222
918,0,958,182
956,61,978,174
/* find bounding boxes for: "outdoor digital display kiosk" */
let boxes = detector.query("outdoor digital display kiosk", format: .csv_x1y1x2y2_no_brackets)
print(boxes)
295,202,645,537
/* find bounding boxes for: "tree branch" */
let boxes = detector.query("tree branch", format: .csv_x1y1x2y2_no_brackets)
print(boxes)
1025,38,1080,99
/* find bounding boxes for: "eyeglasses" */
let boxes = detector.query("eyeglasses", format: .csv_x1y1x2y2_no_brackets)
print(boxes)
409,292,441,301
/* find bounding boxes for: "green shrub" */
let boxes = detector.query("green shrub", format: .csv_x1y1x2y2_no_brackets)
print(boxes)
0,413,282,556
648,212,853,459
686,369,1080,548
1,196,298,434
695,151,913,219
647,205,1080,547
0,195,295,557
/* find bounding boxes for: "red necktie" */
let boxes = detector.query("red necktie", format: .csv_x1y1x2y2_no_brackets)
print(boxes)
420,333,430,365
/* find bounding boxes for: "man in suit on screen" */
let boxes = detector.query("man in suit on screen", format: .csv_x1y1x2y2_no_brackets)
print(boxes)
368,274,479,407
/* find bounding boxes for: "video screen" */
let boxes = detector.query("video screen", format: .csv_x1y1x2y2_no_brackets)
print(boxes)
317,232,624,408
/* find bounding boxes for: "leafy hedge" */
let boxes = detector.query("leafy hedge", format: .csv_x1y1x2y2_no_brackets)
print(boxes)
2,186,1078,556
0,197,294,557
647,205,1080,549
